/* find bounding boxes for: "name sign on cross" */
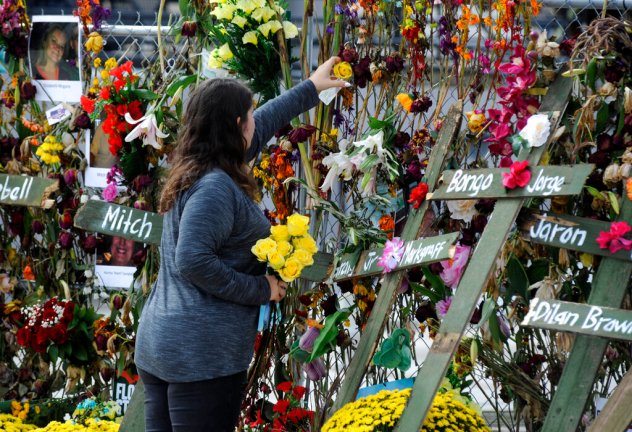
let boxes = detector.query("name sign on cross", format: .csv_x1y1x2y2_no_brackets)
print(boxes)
74,200,163,245
332,232,459,282
0,174,58,208
519,210,632,262
429,164,594,200
522,298,632,342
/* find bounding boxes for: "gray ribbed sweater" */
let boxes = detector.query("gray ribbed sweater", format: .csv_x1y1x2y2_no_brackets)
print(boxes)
134,80,319,382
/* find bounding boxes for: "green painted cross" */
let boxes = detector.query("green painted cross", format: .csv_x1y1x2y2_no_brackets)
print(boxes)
0,174,58,208
393,74,574,431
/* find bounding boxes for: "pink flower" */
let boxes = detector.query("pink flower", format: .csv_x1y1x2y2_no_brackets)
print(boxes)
502,160,531,189
440,244,471,288
596,221,632,254
102,183,118,202
377,237,405,273
303,358,326,381
436,297,452,319
299,327,320,352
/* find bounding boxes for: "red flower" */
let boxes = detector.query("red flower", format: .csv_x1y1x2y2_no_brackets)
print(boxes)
100,86,111,101
292,385,306,400
273,399,291,414
276,381,293,393
408,182,429,209
596,221,632,254
502,160,531,189
286,407,313,423
80,95,95,114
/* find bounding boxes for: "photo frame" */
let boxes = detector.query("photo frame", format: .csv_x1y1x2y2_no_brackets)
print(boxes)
84,127,118,188
29,15,82,103
95,234,141,289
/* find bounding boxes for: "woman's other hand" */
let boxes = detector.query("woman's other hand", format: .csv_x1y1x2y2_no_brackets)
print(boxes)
266,274,287,302
308,56,351,93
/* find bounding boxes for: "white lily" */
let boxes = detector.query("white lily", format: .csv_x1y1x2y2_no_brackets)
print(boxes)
320,139,356,192
124,110,169,149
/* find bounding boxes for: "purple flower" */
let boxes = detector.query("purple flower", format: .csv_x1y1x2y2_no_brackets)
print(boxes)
91,2,112,31
439,244,471,288
303,358,326,381
74,113,92,129
288,125,317,144
131,175,152,193
299,327,320,352
385,55,404,74
31,220,45,234
63,169,77,186
377,237,405,273
436,296,453,319
58,231,74,250
498,314,511,338
82,235,97,252
102,183,118,202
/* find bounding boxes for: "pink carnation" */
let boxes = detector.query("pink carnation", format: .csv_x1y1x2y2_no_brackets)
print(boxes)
440,244,471,288
377,237,405,273
102,183,118,202
596,221,632,254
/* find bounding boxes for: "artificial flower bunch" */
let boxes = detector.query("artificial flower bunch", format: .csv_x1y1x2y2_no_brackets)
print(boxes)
206,0,299,101
251,213,318,283
16,297,75,354
247,381,313,431
322,388,490,432
70,397,121,424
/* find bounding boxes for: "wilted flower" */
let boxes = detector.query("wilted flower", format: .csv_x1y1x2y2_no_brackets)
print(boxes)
181,21,197,37
85,32,104,54
287,125,317,144
19,82,36,100
58,231,74,250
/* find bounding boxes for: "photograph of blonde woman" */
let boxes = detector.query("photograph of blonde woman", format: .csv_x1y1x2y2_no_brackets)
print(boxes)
29,22,79,81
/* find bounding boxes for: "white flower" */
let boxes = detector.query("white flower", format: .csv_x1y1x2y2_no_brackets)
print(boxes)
446,199,477,223
519,114,551,148
124,111,169,149
320,139,355,192
536,30,560,58
624,87,632,114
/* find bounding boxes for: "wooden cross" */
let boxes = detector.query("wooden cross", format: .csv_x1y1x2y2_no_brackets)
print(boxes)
393,75,574,431
0,174,58,208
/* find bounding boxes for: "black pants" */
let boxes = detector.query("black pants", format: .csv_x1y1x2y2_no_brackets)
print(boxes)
138,368,247,432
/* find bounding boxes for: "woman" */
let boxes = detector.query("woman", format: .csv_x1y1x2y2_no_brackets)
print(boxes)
34,25,79,81
134,57,347,431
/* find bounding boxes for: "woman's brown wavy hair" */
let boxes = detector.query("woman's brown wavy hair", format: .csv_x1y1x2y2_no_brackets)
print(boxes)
159,78,257,213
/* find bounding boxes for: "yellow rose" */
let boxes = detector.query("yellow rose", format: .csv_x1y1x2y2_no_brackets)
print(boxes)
286,213,310,236
465,111,486,134
267,251,286,270
270,224,290,242
292,235,318,254
291,249,314,267
333,61,353,80
251,237,277,261
276,240,293,257
278,257,303,283
85,32,104,54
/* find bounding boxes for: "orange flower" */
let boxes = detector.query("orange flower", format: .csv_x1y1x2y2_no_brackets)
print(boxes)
396,93,413,113
627,177,632,201
379,215,395,240
23,265,35,281
306,319,325,329
530,0,542,16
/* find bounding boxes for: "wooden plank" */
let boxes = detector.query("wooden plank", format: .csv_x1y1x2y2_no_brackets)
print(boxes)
522,298,632,341
429,164,592,200
332,250,363,281
331,100,464,413
299,251,334,281
74,200,163,245
395,74,573,432
519,209,632,262
0,174,58,207
587,368,632,432
118,380,144,432
350,232,458,279
541,197,632,432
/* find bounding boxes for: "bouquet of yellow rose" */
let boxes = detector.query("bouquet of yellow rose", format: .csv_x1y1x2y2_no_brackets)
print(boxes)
251,213,318,283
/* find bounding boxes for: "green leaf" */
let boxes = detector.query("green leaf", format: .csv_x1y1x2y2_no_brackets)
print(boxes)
586,58,597,92
420,267,447,299
73,344,88,362
410,281,442,304
585,185,601,198
596,103,610,135
166,74,198,97
509,134,528,156
358,154,379,172
179,0,191,17
48,345,58,364
607,191,620,215
368,116,389,129
506,257,529,299
308,309,351,361
132,89,160,100
477,297,496,329
526,259,549,284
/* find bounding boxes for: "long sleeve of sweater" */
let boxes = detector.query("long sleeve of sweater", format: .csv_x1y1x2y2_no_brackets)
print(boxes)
173,174,270,306
246,79,320,162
